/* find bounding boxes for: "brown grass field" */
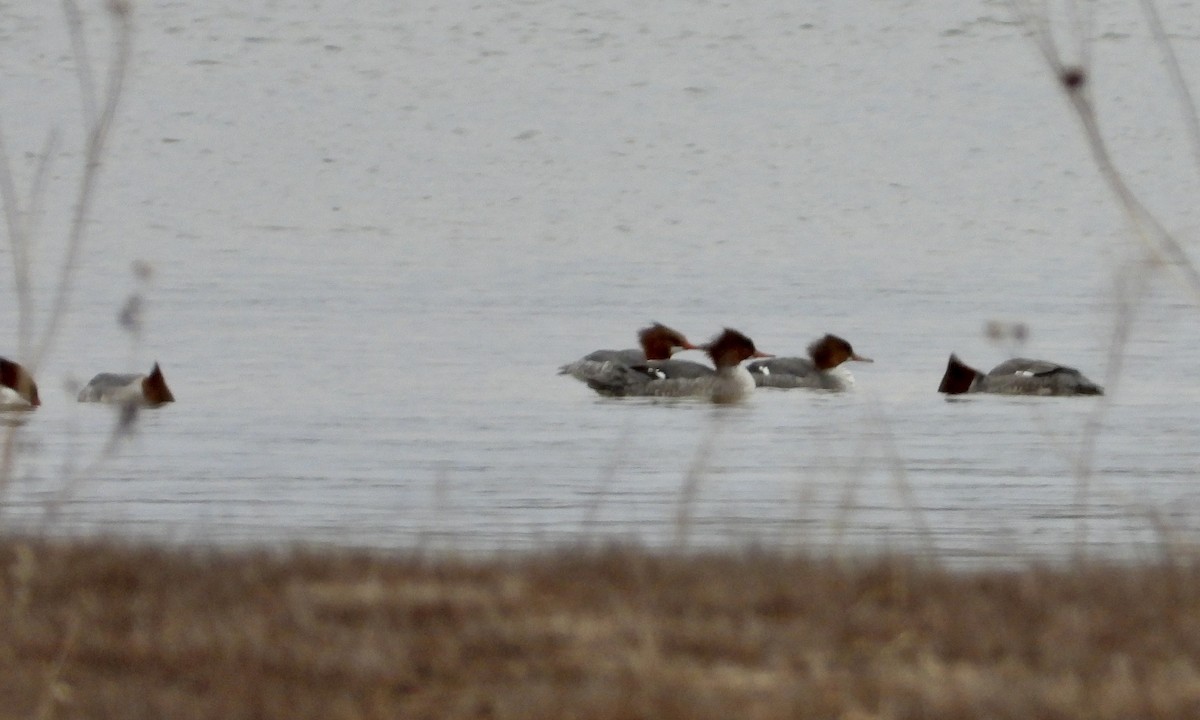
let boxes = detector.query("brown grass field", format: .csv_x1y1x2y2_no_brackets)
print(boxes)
1,538,1199,718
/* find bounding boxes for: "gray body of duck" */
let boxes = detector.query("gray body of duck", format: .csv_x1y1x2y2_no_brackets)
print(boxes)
559,323,698,385
937,354,1103,396
589,328,770,403
747,334,872,391
78,362,175,406
586,357,716,398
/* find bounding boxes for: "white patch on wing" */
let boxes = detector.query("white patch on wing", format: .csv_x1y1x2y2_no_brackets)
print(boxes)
1016,370,1034,377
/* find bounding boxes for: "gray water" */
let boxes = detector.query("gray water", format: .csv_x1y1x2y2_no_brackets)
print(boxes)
1,0,1199,563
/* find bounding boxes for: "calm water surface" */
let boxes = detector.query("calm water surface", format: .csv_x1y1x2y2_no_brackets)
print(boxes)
1,1,1199,564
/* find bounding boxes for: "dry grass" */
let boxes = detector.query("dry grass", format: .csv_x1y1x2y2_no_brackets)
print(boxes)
1,538,1199,719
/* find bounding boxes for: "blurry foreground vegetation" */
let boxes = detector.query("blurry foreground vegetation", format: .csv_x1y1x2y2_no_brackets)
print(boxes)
2,538,1199,719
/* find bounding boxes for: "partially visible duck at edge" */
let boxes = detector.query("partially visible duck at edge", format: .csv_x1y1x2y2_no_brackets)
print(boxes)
558,323,699,384
937,354,1103,397
747,334,873,391
78,362,175,406
0,357,40,409
588,328,770,403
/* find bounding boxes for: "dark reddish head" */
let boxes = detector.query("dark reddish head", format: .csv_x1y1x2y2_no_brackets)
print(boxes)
808,334,873,371
937,354,980,395
705,328,771,369
0,357,39,407
141,362,175,405
638,323,698,361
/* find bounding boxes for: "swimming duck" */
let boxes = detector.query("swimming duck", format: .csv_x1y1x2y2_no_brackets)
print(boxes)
937,354,1103,396
585,354,716,398
706,328,772,404
747,334,872,390
588,328,770,403
558,323,700,384
78,362,175,406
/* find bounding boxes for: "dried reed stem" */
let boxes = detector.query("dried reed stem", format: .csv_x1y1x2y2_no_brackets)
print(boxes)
0,3,134,505
1011,0,1200,560
33,1,134,368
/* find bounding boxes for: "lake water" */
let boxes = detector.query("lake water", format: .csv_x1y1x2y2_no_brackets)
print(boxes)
1,0,1199,564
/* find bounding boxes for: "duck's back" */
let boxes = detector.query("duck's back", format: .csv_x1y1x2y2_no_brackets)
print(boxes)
747,357,850,390
641,358,715,380
586,359,715,397
558,348,644,382
983,358,1102,396
78,373,144,403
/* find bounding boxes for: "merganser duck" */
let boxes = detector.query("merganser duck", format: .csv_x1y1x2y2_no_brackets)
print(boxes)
77,362,175,406
706,328,772,404
587,328,770,403
937,354,1103,396
746,334,873,390
0,357,40,409
585,355,716,397
558,323,699,384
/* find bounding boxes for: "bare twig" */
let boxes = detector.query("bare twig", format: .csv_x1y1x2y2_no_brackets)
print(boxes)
0,132,31,356
580,421,635,543
673,412,724,551
865,399,937,561
0,3,136,509
1010,0,1200,299
1138,0,1200,183
33,3,134,368
1012,0,1200,562
61,0,99,128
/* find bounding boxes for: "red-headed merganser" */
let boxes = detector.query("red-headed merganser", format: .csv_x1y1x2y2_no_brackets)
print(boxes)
587,328,770,403
0,357,40,409
747,334,873,391
558,323,700,384
937,354,1103,396
706,328,772,404
77,362,175,406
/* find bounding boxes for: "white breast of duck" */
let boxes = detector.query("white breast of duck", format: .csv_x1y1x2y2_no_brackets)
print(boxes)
746,334,872,390
705,328,771,404
78,362,175,406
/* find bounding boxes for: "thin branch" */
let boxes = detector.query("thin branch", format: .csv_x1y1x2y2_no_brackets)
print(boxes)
865,399,937,561
673,414,723,551
34,6,134,367
1013,0,1200,559
61,0,98,128
0,129,32,358
1009,0,1071,74
19,130,64,357
1065,86,1200,298
1012,0,1200,298
1138,0,1200,186
1071,256,1151,558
